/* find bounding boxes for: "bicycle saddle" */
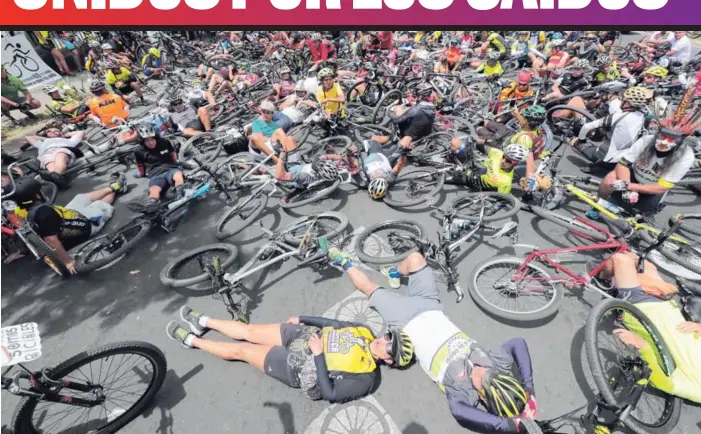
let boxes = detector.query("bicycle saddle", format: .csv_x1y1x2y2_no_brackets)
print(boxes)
676,277,701,297
598,214,633,239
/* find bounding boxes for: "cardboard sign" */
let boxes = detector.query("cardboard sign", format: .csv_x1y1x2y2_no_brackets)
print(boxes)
1,322,42,367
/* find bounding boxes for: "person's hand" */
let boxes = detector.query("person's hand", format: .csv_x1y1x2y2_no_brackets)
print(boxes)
319,98,327,105
623,191,639,204
476,138,486,145
308,332,324,356
677,321,701,338
65,260,78,275
115,81,124,88
348,145,359,155
613,329,649,350
609,180,629,192
526,174,538,192
286,316,300,325
520,394,537,419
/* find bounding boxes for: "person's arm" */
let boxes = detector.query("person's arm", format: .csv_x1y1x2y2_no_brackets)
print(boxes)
577,118,605,140
391,155,407,176
475,63,485,73
526,152,536,178
60,100,81,114
62,130,85,147
1,96,20,107
448,395,519,433
388,105,418,124
324,85,345,103
500,337,535,394
24,135,43,147
43,235,74,266
314,357,375,403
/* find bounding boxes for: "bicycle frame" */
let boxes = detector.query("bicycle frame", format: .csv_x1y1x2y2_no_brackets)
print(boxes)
2,365,105,407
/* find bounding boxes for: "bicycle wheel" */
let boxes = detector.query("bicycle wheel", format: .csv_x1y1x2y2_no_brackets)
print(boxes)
178,132,223,165
300,136,352,161
24,231,68,277
637,230,701,276
287,124,314,147
12,341,166,434
39,181,58,204
279,178,342,209
214,152,259,192
281,211,349,246
410,132,452,159
320,400,390,434
384,167,445,208
215,194,268,240
670,213,701,238
470,255,563,322
585,299,682,434
450,192,521,223
353,124,394,144
346,81,383,106
529,206,609,242
354,220,424,266
371,89,402,125
160,243,239,288
546,105,596,137
74,218,152,273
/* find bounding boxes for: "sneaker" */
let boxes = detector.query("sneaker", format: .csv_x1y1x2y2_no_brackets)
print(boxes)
109,173,128,194
328,247,352,269
381,265,401,289
180,305,207,336
127,197,159,214
166,321,194,348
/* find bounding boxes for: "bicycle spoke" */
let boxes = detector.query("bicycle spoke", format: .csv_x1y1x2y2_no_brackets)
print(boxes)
474,261,555,314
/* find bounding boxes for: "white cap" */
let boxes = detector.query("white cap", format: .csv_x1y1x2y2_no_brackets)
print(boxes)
259,100,276,112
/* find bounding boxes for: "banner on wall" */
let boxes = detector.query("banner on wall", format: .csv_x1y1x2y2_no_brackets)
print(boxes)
2,31,61,89
1,0,700,26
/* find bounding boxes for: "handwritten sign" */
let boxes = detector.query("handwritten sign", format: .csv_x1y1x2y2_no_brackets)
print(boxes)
1,322,42,367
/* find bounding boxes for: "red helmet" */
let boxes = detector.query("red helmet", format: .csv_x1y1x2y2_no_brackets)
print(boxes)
518,71,532,84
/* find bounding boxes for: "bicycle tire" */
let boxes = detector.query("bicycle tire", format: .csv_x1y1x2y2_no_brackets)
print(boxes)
160,243,239,288
300,136,352,160
279,178,342,209
74,218,152,273
529,206,609,242
469,255,563,322
384,167,445,208
214,152,259,192
11,341,166,434
179,132,223,165
637,229,701,276
518,419,543,434
371,89,402,125
585,299,682,434
354,219,424,266
545,105,597,136
346,81,383,106
288,124,314,147
352,123,394,145
281,211,349,246
24,231,68,277
409,132,452,159
670,213,701,238
450,192,521,223
39,181,58,204
215,194,268,240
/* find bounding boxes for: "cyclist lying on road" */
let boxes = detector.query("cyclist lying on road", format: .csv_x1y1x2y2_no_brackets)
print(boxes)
326,249,537,433
249,100,296,164
166,304,413,403
166,96,213,138
590,252,701,404
1,173,127,274
24,129,87,188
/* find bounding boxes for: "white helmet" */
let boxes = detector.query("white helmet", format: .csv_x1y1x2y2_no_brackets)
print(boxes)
279,66,292,75
101,43,112,50
88,40,100,48
368,178,388,199
503,143,529,162
313,160,339,181
294,81,305,92
43,85,59,94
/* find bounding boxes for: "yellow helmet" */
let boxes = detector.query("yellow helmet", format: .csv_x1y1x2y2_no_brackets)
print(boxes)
511,132,534,150
149,47,161,58
388,328,414,367
481,369,529,417
644,65,668,79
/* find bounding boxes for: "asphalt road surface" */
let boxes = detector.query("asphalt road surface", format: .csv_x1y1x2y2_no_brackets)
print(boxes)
2,32,701,434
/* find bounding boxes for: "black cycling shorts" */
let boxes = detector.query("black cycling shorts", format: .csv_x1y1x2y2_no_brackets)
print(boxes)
610,172,666,215
185,118,205,132
263,324,312,388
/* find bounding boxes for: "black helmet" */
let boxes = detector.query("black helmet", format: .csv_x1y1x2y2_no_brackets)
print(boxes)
11,177,43,209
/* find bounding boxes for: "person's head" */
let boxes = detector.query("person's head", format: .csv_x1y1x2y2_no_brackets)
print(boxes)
551,31,564,41
520,105,546,129
487,51,500,66
294,81,307,98
279,66,292,81
259,100,276,120
110,31,121,40
518,31,529,42
369,328,414,367
101,43,113,53
516,70,532,90
43,85,61,100
325,58,338,71
105,61,120,75
137,124,158,148
475,368,529,418
480,31,489,39
368,177,388,199
414,82,433,101
317,68,336,90
675,31,686,40
570,59,589,78
502,141,530,171
168,96,186,113
89,80,106,96
312,159,339,181
622,86,653,111
149,47,161,59
310,33,322,43
642,65,668,85
595,55,612,72
550,38,565,52
585,32,598,46
449,38,459,48
44,127,62,138
9,177,43,210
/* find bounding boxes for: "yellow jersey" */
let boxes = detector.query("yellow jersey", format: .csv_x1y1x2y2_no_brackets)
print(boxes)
105,67,133,86
476,61,504,77
316,82,345,117
480,147,514,194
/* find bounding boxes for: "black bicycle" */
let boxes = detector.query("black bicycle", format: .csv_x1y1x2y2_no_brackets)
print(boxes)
2,323,166,434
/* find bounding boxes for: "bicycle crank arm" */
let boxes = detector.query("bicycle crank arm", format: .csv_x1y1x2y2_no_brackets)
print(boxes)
450,282,465,303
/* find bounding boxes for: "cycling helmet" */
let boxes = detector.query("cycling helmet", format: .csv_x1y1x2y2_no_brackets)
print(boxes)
415,82,433,97
317,68,335,81
449,38,460,46
504,142,530,162
644,65,669,79
11,177,43,209
148,47,161,58
387,328,414,367
623,86,653,108
520,105,546,124
657,41,672,53
101,43,112,50
487,52,501,61
599,80,627,94
136,124,157,139
572,58,590,69
279,66,291,75
551,32,564,40
481,369,529,417
518,31,530,37
89,80,106,94
43,85,60,94
294,81,306,93
312,159,339,181
550,39,565,47
517,70,532,84
310,33,322,41
594,55,612,69
88,40,101,48
368,177,388,199
167,95,184,106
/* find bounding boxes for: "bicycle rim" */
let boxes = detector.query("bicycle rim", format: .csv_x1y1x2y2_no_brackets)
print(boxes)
75,220,151,271
451,192,520,223
355,220,423,266
282,212,348,245
215,195,267,240
585,299,681,434
470,257,561,322
384,168,444,208
160,243,238,288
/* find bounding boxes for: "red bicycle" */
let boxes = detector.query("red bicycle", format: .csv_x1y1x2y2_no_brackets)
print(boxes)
468,208,631,322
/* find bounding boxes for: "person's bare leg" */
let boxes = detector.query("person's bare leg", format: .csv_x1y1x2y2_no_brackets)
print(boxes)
148,185,162,200
598,169,618,198
610,253,640,289
397,252,427,276
172,171,184,187
85,186,115,202
191,339,271,371
250,133,275,158
197,107,212,131
205,319,283,346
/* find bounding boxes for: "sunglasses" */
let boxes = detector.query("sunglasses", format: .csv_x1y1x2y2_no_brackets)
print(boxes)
261,110,273,115
518,82,529,86
383,331,394,355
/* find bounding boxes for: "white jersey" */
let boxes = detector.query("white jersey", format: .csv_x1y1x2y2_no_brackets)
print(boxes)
623,135,695,186
670,36,692,62
603,111,646,163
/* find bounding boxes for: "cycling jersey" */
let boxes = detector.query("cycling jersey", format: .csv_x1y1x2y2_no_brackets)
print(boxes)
475,62,503,77
86,94,128,127
594,64,621,85
389,102,435,140
556,73,589,95
316,83,345,117
510,41,533,58
49,96,82,116
288,163,317,188
479,147,514,194
499,82,534,101
19,204,92,250
443,47,461,64
620,135,695,189
105,67,134,86
363,152,395,183
510,130,546,159
487,33,507,54
141,53,162,68
134,137,177,177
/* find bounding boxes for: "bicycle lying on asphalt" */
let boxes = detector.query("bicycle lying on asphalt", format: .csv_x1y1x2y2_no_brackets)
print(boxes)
160,212,349,320
1,322,166,434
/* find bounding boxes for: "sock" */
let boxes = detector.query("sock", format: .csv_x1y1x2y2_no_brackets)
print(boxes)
342,261,353,271
184,334,195,347
198,315,209,328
